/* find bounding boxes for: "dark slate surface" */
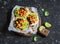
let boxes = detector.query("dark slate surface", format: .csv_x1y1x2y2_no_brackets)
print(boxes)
0,0,60,44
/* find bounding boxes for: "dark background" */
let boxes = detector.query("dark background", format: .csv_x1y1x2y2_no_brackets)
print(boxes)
0,0,60,44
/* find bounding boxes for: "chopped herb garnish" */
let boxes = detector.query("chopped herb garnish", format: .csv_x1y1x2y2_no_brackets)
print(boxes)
39,26,45,31
45,11,49,16
34,36,38,42
41,8,44,12
45,22,51,28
